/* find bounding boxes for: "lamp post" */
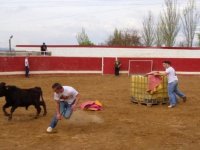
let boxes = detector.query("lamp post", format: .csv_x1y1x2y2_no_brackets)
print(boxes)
9,35,13,52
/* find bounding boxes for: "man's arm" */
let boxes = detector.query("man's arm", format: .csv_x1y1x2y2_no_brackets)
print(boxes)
60,95,71,99
55,101,61,120
72,94,80,110
153,71,167,76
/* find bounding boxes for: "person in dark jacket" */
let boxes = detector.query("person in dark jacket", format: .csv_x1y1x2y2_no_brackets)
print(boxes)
41,43,47,55
114,59,121,76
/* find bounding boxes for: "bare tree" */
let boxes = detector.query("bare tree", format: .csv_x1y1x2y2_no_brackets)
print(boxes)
155,20,163,47
141,11,155,46
160,0,180,47
76,28,94,46
181,0,200,47
123,29,141,46
105,28,141,46
198,33,200,46
107,29,123,46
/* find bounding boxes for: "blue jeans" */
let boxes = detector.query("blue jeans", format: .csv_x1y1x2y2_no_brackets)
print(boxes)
168,80,185,106
49,101,73,128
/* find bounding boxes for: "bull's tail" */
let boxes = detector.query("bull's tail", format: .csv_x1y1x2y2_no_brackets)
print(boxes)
36,87,47,116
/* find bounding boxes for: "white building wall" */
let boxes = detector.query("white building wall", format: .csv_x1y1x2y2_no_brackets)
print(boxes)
15,46,200,58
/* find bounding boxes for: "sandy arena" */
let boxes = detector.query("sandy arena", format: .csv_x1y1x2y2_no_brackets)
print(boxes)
0,74,200,150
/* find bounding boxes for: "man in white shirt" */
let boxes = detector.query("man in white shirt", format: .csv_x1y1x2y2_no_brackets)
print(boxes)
24,56,29,78
162,61,186,108
47,83,80,133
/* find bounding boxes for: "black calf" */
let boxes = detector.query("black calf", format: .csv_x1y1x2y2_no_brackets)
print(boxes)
0,82,47,120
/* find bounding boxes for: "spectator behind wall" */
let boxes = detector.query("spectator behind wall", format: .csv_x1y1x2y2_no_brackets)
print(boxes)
41,43,47,55
25,56,29,78
114,59,121,76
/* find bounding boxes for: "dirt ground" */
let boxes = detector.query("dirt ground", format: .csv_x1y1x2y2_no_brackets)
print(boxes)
0,74,200,150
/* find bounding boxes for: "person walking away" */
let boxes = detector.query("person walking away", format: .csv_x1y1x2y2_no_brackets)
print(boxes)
46,83,80,133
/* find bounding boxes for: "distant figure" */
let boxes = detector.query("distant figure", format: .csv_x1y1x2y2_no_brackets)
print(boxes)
25,56,29,78
41,43,47,55
114,59,121,76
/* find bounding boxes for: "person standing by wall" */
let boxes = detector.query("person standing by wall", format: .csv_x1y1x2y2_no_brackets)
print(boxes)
40,43,47,55
161,61,187,108
46,83,80,133
24,56,29,78
114,59,121,76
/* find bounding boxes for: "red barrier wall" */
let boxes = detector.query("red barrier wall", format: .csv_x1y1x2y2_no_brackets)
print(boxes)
0,57,24,72
117,58,200,72
103,58,116,74
0,57,102,72
0,56,199,75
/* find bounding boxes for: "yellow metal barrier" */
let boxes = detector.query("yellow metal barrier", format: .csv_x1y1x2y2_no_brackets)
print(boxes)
130,75,168,106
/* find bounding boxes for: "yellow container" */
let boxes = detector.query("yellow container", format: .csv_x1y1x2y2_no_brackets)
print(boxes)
131,75,168,103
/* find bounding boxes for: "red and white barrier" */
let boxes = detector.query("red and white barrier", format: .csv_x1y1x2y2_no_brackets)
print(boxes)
0,45,199,75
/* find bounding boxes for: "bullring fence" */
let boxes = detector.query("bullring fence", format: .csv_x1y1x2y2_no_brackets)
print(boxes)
0,45,199,75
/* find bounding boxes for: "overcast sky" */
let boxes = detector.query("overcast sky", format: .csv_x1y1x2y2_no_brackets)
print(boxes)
0,0,200,47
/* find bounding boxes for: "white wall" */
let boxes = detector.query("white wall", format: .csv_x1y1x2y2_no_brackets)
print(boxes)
15,46,200,58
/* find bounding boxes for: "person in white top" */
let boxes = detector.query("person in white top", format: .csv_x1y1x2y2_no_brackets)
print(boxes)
24,56,29,78
162,61,186,108
47,83,80,133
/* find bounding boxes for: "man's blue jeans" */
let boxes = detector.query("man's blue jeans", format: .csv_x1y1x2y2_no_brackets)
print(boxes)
49,101,73,128
168,80,185,106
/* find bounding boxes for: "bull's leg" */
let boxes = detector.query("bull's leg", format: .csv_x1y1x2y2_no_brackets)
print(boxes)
39,89,47,116
9,106,17,120
34,105,41,119
3,103,10,116
40,101,47,116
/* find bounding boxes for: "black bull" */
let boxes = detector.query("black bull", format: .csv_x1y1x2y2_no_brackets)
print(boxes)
0,82,47,120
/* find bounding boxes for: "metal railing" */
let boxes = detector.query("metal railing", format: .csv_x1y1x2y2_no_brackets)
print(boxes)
0,51,51,56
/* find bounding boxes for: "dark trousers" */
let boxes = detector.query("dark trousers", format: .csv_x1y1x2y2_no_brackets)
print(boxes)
41,51,46,55
25,66,29,77
115,67,120,76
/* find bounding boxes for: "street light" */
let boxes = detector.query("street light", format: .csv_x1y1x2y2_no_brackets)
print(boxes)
9,35,13,52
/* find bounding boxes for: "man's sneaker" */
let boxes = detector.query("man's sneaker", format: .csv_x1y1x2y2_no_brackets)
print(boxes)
46,126,53,133
168,105,175,108
182,96,187,102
